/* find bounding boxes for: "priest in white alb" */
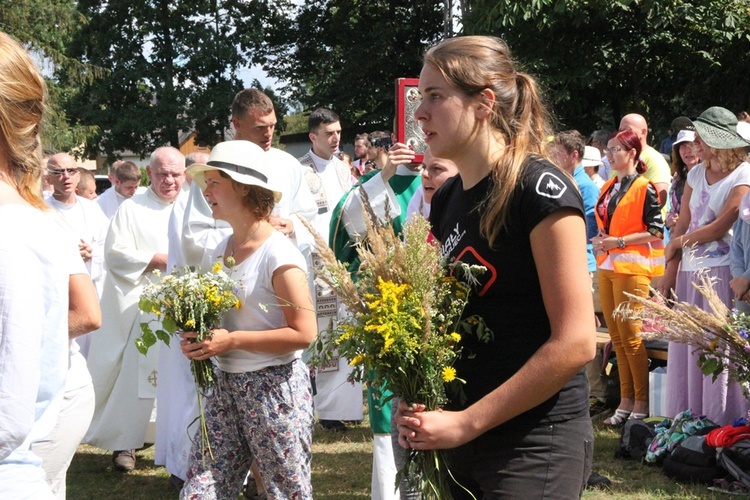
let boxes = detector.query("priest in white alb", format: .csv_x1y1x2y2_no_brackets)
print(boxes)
85,147,185,473
154,151,232,485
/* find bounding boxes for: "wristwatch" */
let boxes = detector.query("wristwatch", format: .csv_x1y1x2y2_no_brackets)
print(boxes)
617,237,626,250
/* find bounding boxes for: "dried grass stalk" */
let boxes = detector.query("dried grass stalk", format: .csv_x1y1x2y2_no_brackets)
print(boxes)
616,269,750,379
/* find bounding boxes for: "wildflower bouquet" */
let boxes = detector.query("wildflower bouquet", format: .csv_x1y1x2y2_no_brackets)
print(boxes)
136,261,240,459
617,269,750,397
301,205,489,499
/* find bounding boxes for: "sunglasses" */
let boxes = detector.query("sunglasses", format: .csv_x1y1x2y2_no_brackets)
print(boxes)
48,168,79,176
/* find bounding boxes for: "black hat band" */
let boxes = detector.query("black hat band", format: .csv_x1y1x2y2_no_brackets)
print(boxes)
207,160,268,183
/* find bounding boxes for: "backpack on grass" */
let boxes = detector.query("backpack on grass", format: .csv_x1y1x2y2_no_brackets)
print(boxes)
718,440,750,490
645,409,717,465
614,417,663,461
663,435,723,484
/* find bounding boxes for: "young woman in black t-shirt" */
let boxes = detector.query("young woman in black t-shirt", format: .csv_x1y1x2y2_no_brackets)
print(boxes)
395,36,597,498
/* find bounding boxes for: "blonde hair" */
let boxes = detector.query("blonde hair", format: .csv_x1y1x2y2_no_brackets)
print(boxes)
424,36,552,247
0,32,46,209
711,147,750,173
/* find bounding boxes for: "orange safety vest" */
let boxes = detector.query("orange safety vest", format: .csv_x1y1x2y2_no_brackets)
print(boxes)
595,176,665,277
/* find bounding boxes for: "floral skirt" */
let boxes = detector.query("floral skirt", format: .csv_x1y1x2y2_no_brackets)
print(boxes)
180,359,313,499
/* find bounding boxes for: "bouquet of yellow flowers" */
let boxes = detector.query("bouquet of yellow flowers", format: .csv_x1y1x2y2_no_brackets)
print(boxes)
136,261,240,459
617,269,750,397
301,209,490,498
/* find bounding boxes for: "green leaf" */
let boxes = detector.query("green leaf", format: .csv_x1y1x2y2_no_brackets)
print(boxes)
140,322,153,337
138,297,153,313
155,329,171,346
162,316,177,334
142,328,157,349
134,338,148,356
700,357,719,376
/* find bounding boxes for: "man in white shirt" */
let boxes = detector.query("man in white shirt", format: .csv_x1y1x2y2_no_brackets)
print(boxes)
231,89,318,238
45,153,109,305
96,161,143,219
297,108,362,431
85,147,185,472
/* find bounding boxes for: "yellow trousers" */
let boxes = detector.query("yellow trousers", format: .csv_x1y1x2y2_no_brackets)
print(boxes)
598,269,650,402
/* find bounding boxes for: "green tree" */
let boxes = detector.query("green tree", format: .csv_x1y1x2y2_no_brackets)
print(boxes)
269,0,445,138
1,0,103,154
62,0,293,160
460,0,750,135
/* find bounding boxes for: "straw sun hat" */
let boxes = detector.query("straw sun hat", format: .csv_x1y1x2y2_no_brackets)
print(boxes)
692,107,750,150
187,140,282,202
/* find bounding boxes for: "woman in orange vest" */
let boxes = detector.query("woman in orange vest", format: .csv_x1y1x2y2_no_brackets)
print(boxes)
591,129,665,426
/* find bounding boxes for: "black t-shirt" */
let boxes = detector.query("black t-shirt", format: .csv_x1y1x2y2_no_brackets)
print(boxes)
430,157,589,433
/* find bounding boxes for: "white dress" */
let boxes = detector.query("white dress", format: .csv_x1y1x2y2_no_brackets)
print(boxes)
85,188,175,450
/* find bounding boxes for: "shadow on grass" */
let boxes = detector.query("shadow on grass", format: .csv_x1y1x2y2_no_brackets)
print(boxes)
67,445,176,500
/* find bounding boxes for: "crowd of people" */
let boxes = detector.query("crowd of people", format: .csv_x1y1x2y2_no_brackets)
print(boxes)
3,26,750,499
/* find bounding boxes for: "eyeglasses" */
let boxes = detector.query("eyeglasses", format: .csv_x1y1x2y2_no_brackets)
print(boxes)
48,168,79,176
603,147,624,156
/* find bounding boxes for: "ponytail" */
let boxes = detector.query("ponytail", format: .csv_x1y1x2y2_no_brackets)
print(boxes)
482,72,552,247
635,159,647,175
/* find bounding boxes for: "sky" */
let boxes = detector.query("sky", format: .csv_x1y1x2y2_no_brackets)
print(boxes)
239,64,280,91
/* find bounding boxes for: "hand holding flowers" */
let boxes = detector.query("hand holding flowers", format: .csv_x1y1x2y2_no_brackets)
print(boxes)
180,328,233,360
396,401,479,451
135,261,241,462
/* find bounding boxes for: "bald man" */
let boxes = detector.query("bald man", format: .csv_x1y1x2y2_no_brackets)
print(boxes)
619,114,672,207
85,147,186,472
45,153,109,300
154,148,229,484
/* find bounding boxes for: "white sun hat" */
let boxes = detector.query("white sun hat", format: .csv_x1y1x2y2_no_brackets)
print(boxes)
187,140,282,202
581,145,603,167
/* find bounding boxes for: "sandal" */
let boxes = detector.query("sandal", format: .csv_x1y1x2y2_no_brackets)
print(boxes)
604,409,631,426
629,412,648,420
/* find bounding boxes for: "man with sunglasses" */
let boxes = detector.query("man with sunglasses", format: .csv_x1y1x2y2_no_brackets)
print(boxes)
367,131,392,170
45,153,109,302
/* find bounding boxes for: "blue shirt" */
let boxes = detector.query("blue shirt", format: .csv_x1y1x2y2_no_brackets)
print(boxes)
574,164,601,271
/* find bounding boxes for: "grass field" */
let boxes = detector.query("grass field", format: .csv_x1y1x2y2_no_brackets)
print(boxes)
67,417,728,499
